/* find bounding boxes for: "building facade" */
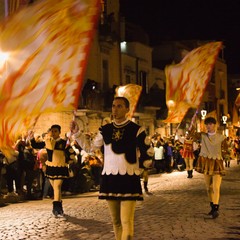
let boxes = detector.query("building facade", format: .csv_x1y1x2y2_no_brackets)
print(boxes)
1,0,230,139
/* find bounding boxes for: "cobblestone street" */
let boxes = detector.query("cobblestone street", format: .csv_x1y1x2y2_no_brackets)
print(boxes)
0,161,240,240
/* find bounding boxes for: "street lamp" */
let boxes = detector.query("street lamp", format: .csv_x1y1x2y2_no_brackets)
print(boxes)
201,110,207,119
222,115,227,136
200,110,207,132
222,115,227,124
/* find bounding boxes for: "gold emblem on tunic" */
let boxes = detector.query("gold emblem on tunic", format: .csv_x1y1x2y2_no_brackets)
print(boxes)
112,129,124,141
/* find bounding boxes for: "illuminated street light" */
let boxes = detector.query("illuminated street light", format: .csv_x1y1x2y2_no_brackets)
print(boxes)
201,110,207,119
222,115,227,124
222,115,228,136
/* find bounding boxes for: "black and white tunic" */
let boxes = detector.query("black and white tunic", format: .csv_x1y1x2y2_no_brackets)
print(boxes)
93,120,152,201
31,137,75,179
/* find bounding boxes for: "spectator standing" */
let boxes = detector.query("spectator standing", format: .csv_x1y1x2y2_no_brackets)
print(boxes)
234,137,240,164
222,137,232,168
22,141,38,199
153,141,165,173
3,151,21,197
14,132,29,197
165,141,174,173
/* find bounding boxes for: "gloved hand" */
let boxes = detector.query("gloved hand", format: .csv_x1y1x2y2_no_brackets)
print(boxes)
70,120,79,134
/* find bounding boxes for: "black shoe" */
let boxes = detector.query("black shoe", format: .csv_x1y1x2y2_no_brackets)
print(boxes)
52,209,59,217
52,201,64,217
211,204,219,219
208,202,214,215
52,201,59,217
212,210,219,219
143,182,148,192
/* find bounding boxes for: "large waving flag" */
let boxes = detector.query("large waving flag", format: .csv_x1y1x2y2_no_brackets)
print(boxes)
115,84,142,119
0,0,100,158
164,41,222,123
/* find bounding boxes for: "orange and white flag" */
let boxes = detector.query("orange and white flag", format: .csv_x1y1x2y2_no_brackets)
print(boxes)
115,84,142,119
164,41,222,123
0,0,100,158
7,0,28,15
232,93,240,127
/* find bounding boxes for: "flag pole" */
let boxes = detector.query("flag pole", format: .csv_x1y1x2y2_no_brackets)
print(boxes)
188,109,198,132
5,0,8,17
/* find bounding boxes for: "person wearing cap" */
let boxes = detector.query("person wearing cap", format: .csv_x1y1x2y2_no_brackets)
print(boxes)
195,117,227,219
30,124,76,218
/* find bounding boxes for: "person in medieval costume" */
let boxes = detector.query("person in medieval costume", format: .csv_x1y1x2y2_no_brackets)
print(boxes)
182,132,195,178
194,117,227,219
30,124,76,218
71,96,153,240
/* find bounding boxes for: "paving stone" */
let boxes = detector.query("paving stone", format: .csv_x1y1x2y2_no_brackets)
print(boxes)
0,161,240,239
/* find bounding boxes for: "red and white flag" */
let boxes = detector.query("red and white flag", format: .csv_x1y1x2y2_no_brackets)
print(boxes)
0,0,100,158
164,41,222,123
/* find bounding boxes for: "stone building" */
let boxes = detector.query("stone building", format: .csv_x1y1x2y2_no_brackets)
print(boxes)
1,0,229,140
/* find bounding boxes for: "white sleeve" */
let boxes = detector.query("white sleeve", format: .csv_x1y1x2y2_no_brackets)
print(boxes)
91,131,104,150
72,131,91,152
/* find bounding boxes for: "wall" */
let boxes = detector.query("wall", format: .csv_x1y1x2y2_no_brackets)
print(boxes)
33,112,73,137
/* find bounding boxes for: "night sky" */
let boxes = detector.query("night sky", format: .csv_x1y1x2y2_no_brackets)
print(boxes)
120,0,240,74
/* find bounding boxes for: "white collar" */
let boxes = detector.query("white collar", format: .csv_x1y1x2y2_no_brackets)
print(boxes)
113,119,129,126
208,131,216,136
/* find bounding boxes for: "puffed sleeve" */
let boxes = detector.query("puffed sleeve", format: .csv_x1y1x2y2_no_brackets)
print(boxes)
91,130,104,150
65,145,76,163
137,127,154,168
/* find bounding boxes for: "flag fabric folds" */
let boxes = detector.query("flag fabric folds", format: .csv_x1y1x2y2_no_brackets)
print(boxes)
232,93,240,127
164,41,222,123
115,84,142,119
8,0,28,15
0,0,100,158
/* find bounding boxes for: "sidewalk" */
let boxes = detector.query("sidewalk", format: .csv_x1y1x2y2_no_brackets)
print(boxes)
0,160,240,239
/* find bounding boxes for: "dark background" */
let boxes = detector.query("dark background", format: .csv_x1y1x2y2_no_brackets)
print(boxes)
120,0,240,74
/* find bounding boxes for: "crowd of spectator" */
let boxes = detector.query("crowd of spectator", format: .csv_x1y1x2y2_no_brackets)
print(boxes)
0,129,239,203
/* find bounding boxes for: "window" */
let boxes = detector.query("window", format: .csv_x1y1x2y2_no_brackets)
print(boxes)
139,71,148,94
102,59,109,90
126,75,131,84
